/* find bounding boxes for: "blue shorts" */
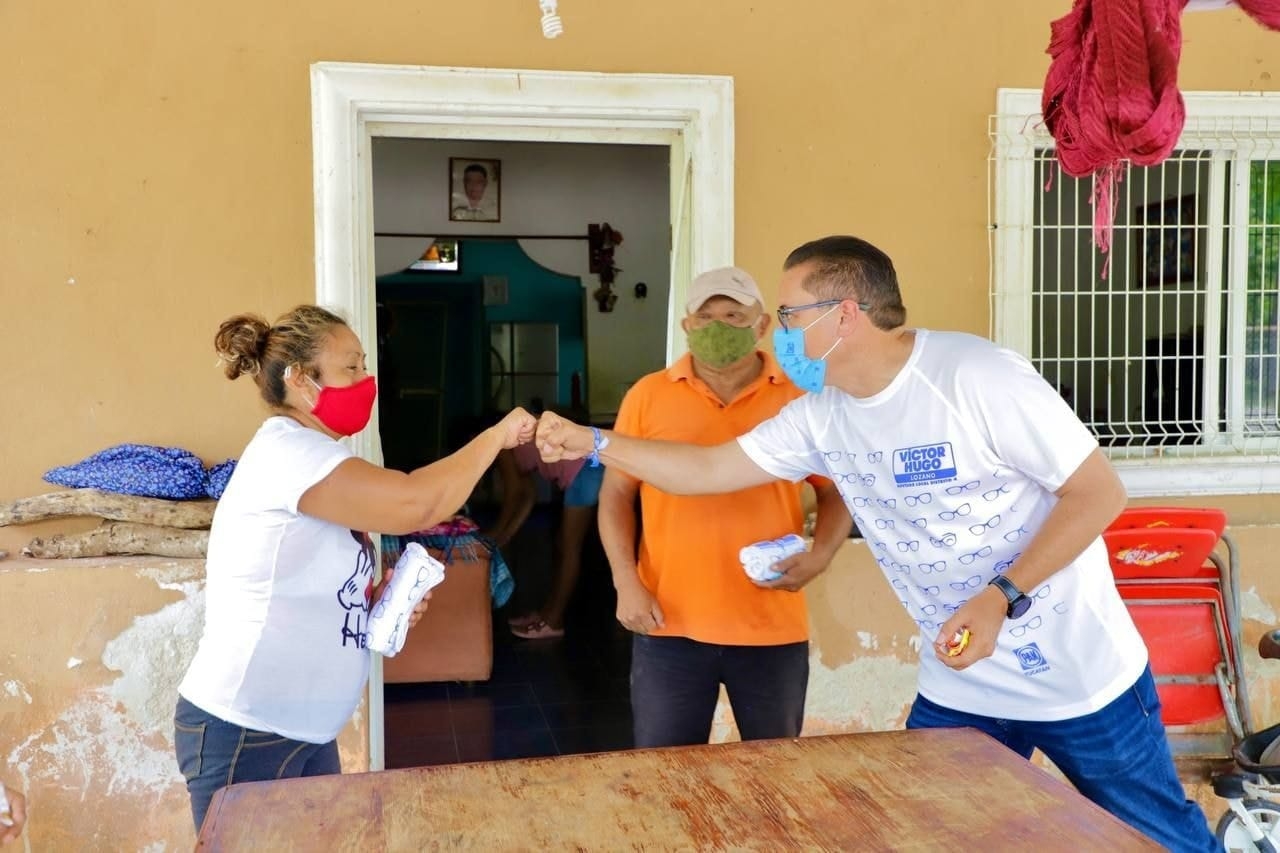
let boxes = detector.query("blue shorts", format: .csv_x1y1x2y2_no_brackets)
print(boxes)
564,462,604,507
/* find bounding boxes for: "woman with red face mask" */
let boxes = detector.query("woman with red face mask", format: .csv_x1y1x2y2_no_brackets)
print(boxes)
174,305,536,833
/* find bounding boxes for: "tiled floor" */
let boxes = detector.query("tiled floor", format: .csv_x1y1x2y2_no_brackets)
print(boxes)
384,514,635,769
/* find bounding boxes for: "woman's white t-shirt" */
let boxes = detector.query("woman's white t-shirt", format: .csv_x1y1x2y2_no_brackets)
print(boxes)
179,416,373,743
738,330,1148,722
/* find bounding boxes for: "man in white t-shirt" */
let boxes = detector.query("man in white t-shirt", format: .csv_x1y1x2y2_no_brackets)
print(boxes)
533,236,1216,852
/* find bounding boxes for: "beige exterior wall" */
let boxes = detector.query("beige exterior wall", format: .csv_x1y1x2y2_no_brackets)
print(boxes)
1,0,1278,848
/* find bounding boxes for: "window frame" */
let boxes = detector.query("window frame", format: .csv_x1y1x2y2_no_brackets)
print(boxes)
993,88,1280,497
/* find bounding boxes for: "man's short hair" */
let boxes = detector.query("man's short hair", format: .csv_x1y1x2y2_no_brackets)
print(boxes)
784,236,907,331
464,164,488,180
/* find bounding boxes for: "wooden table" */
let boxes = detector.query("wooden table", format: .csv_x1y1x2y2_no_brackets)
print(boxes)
196,728,1161,851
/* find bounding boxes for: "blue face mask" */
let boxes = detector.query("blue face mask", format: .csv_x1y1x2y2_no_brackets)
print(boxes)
773,305,842,393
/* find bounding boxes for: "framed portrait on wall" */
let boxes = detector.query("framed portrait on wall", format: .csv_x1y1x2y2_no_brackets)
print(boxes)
449,157,501,223
1134,193,1197,288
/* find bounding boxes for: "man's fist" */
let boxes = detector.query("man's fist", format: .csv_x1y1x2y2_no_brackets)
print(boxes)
535,411,595,462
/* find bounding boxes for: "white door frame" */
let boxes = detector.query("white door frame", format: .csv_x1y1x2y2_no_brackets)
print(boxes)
310,62,734,770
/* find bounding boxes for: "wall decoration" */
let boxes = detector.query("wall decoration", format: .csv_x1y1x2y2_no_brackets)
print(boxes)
449,158,501,223
409,239,459,271
588,223,624,312
1134,194,1197,287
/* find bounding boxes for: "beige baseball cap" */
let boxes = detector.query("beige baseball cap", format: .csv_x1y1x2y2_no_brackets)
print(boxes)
685,266,764,313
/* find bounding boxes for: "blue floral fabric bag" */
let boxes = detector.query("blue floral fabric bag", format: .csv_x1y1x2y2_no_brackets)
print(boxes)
204,459,237,500
44,444,229,501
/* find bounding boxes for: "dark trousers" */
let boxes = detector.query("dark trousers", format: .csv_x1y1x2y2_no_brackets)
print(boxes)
630,634,809,748
174,695,341,832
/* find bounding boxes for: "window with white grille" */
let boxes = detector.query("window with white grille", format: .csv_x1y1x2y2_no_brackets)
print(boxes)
992,90,1280,496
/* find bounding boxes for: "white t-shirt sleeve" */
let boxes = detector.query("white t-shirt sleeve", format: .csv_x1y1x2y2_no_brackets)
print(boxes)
737,395,824,482
267,425,356,514
959,346,1099,492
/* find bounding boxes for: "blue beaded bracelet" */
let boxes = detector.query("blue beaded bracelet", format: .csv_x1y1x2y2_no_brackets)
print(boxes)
588,427,610,468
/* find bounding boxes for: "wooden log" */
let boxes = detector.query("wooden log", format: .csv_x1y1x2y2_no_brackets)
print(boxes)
0,490,214,529
22,523,209,559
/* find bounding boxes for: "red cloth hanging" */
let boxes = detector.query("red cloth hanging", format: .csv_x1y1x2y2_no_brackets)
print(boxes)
1042,0,1280,270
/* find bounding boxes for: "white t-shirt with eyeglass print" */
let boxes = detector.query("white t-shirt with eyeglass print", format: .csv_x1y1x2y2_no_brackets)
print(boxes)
179,416,373,743
738,330,1147,722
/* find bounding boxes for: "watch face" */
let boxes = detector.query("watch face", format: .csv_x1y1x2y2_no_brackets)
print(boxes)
1009,596,1034,619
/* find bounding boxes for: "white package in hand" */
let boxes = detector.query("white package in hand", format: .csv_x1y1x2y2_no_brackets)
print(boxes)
368,542,446,657
739,534,807,583
0,782,11,827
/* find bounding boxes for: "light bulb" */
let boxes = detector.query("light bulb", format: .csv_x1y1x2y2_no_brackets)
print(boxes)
539,0,564,38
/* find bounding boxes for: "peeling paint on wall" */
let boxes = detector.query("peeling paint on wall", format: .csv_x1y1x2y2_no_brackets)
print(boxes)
803,648,917,734
1,559,207,849
709,646,918,743
101,568,204,733
6,565,205,807
2,679,32,704
7,693,181,801
1243,586,1278,624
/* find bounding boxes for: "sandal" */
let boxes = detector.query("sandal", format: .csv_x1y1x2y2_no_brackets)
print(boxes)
507,611,542,629
511,619,565,640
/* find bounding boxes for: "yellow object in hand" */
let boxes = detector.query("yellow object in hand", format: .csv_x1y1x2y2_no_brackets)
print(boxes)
945,628,972,657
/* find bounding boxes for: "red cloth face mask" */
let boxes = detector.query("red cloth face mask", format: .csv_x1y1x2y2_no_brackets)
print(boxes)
306,375,377,436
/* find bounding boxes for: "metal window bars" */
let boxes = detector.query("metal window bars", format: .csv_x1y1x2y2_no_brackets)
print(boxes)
990,112,1280,460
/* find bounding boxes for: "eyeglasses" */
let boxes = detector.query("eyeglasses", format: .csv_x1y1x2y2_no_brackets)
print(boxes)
1003,526,1028,543
967,515,1001,536
776,299,870,331
994,552,1021,574
1009,615,1043,638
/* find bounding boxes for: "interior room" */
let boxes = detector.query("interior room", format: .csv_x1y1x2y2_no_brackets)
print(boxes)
370,138,670,767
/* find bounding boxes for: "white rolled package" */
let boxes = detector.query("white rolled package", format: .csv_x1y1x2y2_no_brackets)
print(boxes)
0,782,11,827
739,533,807,583
367,542,447,657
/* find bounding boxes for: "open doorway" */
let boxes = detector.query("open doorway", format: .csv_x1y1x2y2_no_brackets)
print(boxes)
310,62,734,770
371,138,669,768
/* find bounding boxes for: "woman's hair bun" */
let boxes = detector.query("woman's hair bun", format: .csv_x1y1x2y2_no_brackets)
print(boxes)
214,313,272,380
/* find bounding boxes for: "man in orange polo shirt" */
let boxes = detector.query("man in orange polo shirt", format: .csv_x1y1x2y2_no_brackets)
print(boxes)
599,266,852,747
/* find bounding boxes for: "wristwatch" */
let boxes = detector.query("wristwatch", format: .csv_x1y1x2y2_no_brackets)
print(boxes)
989,575,1033,619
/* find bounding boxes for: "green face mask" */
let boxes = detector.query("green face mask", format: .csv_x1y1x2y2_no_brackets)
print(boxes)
686,320,759,367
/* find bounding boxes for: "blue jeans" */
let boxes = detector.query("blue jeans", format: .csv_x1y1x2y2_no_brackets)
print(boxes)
905,666,1216,853
630,634,808,748
174,695,341,832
